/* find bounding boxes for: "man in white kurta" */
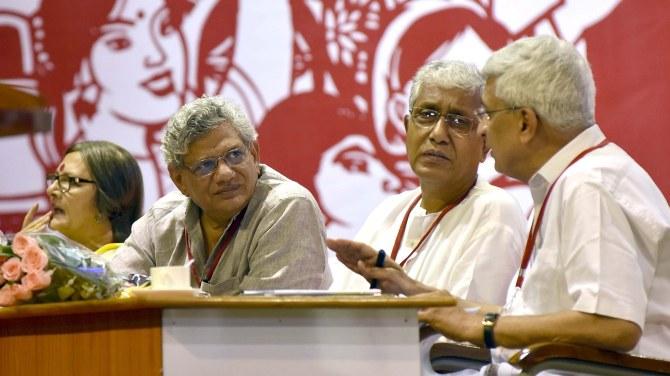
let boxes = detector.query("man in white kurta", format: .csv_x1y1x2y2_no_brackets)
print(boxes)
328,60,530,376
331,177,525,305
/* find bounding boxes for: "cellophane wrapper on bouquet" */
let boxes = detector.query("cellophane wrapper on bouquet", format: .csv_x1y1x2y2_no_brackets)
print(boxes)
0,230,123,307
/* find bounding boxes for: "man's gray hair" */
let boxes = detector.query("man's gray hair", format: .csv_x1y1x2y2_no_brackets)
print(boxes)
161,96,258,167
408,60,483,108
482,35,596,132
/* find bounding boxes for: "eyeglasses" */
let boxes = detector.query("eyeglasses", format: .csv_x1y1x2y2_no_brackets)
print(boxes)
185,147,248,177
409,107,476,135
474,107,518,122
46,173,96,193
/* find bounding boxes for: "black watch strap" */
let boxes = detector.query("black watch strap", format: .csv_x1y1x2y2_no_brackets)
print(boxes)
482,312,500,349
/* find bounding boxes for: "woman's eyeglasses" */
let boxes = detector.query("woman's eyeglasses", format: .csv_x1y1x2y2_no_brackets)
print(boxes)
46,173,96,193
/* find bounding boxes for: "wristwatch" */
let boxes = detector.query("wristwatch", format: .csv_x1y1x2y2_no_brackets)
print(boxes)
482,312,500,348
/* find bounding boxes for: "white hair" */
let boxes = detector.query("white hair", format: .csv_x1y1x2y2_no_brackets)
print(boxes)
409,60,483,108
161,96,257,167
482,35,596,132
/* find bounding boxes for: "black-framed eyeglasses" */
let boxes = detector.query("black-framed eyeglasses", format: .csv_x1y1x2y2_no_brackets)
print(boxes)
409,107,477,135
46,173,97,193
185,147,248,177
474,107,519,122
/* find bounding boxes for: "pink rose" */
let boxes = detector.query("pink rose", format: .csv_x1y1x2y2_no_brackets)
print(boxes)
10,283,33,301
1,257,23,281
0,273,4,285
0,285,16,306
11,233,39,257
21,269,53,291
20,246,49,273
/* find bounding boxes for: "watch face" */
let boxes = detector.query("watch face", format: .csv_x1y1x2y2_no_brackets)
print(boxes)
482,312,500,348
484,312,500,323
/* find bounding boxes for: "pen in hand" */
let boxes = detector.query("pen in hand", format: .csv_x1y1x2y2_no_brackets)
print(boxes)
369,249,386,289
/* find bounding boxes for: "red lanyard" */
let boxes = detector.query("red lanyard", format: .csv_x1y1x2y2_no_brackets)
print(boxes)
184,206,248,285
390,179,477,267
515,140,609,288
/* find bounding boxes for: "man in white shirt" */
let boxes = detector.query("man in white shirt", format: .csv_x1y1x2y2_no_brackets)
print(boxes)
330,60,527,306
330,35,670,373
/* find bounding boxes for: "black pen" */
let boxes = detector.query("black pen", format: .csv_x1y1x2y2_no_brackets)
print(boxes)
369,249,386,289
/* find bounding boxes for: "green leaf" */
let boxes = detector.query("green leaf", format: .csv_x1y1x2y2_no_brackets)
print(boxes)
0,244,14,258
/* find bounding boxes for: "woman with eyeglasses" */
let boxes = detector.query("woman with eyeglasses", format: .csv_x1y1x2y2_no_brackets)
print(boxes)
22,141,143,254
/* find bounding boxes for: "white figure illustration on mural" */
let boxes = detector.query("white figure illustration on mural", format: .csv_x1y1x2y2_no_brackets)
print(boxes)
258,2,410,246
0,0,240,230
42,0,188,210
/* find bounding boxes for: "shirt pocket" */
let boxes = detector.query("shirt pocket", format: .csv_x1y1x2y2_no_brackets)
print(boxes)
522,247,564,312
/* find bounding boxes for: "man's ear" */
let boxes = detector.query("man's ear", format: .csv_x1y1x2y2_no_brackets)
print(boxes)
249,141,261,175
249,141,260,163
403,114,410,132
519,107,539,144
479,134,490,163
168,164,190,197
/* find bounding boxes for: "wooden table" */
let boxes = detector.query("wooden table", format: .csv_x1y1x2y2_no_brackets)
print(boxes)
0,293,454,376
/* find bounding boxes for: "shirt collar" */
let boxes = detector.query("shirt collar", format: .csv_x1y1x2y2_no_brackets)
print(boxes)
184,198,202,234
528,124,606,205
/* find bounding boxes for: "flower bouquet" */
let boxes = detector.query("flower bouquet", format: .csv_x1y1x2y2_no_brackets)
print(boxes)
0,230,123,307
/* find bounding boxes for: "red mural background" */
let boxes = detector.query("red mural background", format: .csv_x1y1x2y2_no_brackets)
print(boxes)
1,0,668,240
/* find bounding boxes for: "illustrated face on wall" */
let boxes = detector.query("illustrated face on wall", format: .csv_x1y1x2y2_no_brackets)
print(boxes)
89,0,186,124
315,134,402,229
